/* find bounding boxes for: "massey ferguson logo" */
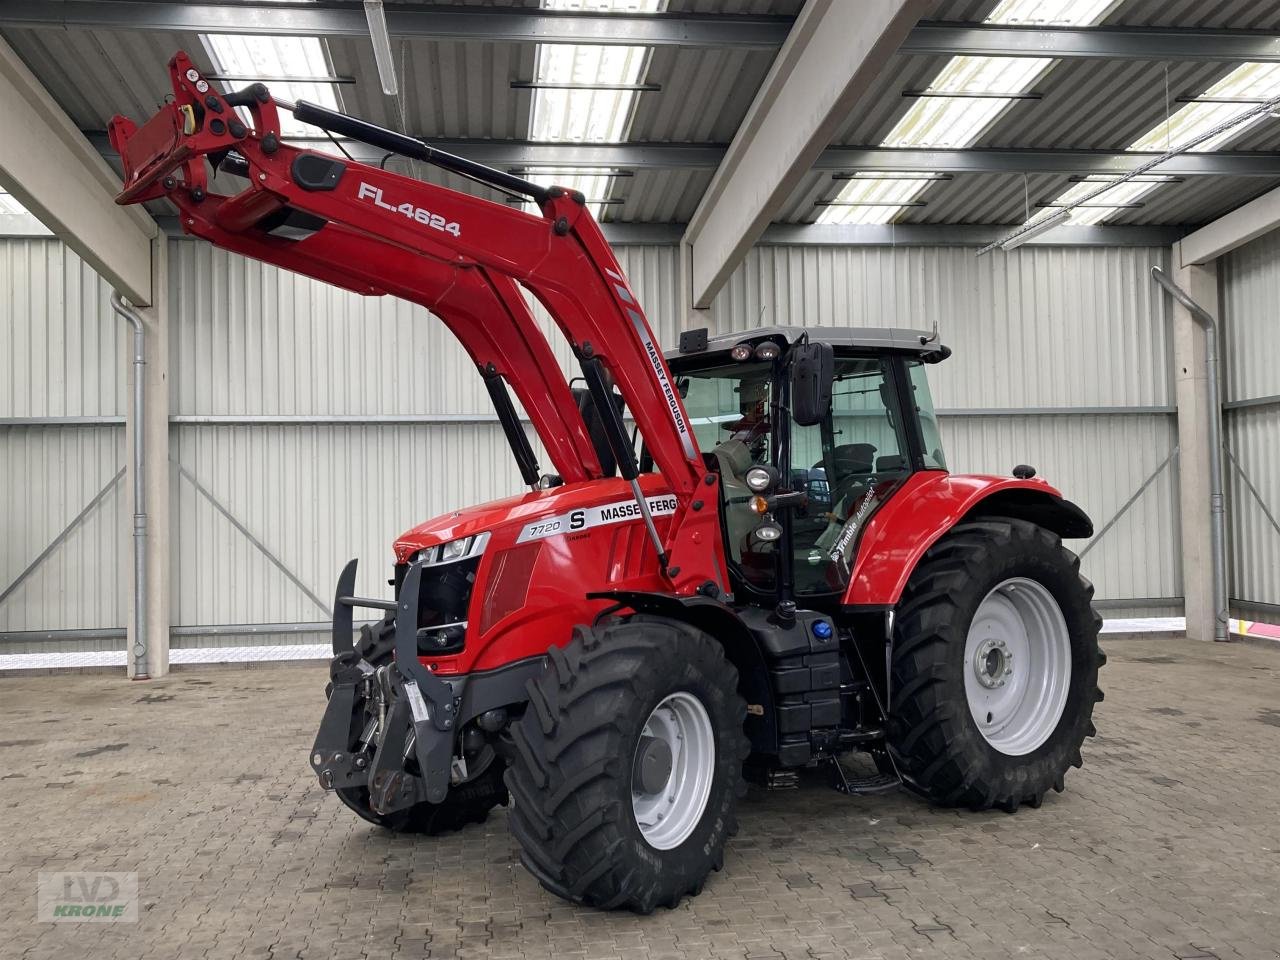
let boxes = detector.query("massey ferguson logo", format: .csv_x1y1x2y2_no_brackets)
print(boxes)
356,182,461,238
517,495,679,544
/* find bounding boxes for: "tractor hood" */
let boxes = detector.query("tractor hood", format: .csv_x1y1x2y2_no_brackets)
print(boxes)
392,474,674,564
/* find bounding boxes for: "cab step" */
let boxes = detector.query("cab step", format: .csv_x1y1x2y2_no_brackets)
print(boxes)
830,758,899,796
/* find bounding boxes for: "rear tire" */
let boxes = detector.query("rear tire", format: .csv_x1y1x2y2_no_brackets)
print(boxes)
885,517,1104,812
329,619,508,835
505,618,749,913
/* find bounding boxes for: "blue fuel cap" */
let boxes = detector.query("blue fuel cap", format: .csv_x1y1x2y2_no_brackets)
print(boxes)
812,620,833,640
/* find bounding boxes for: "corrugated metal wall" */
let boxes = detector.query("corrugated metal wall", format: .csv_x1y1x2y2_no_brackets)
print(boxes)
0,240,126,640
1,238,1181,652
1221,231,1280,616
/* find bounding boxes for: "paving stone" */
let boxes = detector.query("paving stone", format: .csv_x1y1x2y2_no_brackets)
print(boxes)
4,638,1280,959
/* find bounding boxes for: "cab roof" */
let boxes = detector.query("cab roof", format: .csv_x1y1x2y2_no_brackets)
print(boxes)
667,326,950,363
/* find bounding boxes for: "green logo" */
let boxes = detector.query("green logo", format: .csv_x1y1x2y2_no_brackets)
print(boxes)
37,872,138,923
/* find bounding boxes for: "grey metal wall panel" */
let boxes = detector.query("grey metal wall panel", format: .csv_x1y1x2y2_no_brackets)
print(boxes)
1222,229,1280,404
1221,229,1280,611
707,245,1174,409
170,240,491,417
1225,403,1280,609
941,414,1181,604
0,238,123,418
168,239,682,417
0,426,126,636
170,422,534,626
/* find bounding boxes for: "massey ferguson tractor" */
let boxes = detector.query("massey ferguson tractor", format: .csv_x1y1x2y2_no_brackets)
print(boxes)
111,53,1104,914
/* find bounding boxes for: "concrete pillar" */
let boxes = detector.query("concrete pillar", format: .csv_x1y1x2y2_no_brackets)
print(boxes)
1170,247,1218,642
124,239,171,678
679,238,712,336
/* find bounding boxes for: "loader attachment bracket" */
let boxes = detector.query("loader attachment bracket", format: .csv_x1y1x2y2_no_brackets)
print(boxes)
394,561,458,804
309,649,373,791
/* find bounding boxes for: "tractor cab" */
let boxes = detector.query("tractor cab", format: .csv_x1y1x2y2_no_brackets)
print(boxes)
667,326,950,603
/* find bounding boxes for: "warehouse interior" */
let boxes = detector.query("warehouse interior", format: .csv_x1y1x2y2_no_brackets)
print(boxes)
2,1,1280,957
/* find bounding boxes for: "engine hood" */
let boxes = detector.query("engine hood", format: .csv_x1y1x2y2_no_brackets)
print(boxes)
392,474,673,564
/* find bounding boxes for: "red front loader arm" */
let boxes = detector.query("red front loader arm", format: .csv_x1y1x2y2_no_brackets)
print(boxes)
110,51,726,594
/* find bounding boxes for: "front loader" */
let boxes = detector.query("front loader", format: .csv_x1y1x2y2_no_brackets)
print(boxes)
111,53,1105,913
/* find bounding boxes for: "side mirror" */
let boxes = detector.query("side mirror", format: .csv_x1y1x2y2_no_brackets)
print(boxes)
789,341,833,427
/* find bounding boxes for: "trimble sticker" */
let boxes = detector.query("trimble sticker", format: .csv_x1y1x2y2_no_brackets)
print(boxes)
516,495,678,544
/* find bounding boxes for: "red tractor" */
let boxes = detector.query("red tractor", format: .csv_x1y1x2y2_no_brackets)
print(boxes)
111,53,1104,914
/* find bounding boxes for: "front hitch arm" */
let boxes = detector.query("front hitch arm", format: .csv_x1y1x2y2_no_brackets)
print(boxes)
393,562,456,803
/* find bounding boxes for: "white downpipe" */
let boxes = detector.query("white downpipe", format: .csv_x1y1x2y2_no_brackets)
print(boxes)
1151,266,1229,643
110,292,149,678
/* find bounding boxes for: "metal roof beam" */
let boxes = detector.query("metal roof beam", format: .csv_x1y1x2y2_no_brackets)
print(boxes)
760,223,1184,247
147,216,1179,248
88,133,1280,178
89,133,726,170
815,148,1280,177
682,0,934,309
903,22,1280,62
0,1,792,48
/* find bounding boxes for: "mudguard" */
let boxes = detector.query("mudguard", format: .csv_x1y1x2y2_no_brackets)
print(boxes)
845,472,1093,608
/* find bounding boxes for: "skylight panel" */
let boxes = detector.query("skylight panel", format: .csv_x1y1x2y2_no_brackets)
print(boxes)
1134,62,1280,153
545,0,664,11
817,0,1117,226
529,44,653,142
1043,61,1280,224
817,176,934,226
0,191,27,215
526,0,664,219
985,0,1116,26
202,34,341,138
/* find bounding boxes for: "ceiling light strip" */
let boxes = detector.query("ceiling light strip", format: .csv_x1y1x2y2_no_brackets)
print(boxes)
980,91,1280,253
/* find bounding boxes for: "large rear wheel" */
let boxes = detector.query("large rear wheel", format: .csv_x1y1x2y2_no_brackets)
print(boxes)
505,618,749,913
885,517,1104,812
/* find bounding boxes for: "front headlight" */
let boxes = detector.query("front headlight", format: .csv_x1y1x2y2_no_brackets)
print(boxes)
413,532,489,566
439,536,474,563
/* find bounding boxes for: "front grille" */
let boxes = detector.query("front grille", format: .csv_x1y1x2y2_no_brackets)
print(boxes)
392,555,480,655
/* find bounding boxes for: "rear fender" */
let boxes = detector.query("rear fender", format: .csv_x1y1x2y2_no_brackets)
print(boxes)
845,472,1093,608
589,590,777,756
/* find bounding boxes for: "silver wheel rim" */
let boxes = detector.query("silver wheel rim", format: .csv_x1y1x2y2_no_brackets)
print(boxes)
631,691,716,851
964,577,1071,756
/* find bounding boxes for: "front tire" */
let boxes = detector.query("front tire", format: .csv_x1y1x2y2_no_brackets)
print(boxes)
886,517,1104,812
505,618,749,913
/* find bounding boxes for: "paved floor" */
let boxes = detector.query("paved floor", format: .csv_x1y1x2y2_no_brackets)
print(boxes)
3,638,1279,960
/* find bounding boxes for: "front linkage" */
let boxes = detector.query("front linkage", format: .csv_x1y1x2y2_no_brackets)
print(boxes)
310,560,454,811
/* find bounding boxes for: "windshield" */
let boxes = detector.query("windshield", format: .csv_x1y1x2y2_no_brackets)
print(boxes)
681,353,931,597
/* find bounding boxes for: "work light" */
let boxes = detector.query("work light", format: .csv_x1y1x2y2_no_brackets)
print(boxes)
754,341,780,361
744,464,778,494
753,521,782,542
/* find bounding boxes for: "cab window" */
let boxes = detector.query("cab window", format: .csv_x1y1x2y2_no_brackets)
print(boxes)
790,358,911,596
681,355,913,597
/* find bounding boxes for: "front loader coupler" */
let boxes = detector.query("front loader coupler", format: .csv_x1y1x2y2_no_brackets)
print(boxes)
308,559,457,812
